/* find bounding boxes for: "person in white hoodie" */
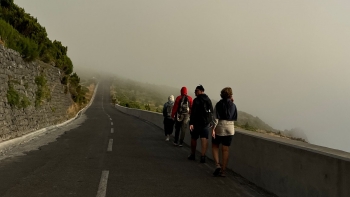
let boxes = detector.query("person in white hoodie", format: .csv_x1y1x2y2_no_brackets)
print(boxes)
162,95,175,141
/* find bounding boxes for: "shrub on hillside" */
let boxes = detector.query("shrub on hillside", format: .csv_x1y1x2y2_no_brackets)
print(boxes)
0,19,38,61
7,83,31,108
35,74,51,107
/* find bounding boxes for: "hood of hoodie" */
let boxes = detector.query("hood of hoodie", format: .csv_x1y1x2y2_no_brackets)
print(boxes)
180,87,187,96
197,93,210,103
168,95,174,102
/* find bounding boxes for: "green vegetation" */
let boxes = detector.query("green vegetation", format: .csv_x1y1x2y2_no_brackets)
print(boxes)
0,1,73,74
0,19,38,61
6,83,31,108
68,73,89,104
35,74,50,107
7,84,20,107
111,76,180,112
50,106,56,112
0,0,93,108
20,95,30,108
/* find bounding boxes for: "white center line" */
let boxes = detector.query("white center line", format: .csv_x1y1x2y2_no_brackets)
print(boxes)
96,170,109,197
111,122,113,126
111,128,114,133
107,139,113,152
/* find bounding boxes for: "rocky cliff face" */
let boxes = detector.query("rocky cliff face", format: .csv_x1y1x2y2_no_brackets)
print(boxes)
0,45,73,142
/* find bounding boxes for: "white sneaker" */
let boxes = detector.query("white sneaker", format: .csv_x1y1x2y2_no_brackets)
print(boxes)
165,135,170,141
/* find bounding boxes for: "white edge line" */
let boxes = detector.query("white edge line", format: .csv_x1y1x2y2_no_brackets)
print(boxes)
96,170,109,197
111,128,114,133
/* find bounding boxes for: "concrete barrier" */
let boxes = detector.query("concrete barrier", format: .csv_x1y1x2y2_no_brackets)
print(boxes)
114,104,350,197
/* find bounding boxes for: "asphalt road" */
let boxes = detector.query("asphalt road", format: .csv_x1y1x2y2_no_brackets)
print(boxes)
0,82,276,197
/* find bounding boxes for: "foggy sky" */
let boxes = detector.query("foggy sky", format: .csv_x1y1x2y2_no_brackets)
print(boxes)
14,0,350,152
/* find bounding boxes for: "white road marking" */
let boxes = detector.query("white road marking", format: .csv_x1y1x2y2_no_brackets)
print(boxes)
111,122,113,126
107,139,113,152
96,170,109,197
109,118,112,120
111,128,114,133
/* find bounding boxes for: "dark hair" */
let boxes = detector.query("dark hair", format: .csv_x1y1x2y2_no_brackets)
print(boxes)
220,87,233,99
195,84,205,92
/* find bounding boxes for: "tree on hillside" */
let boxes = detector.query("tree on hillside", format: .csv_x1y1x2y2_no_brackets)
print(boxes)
0,0,14,8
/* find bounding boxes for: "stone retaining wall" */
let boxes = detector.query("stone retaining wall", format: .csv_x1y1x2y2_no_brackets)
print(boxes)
0,45,72,142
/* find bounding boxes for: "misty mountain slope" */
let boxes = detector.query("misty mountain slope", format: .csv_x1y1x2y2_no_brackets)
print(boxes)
110,76,277,133
236,111,276,132
110,76,184,111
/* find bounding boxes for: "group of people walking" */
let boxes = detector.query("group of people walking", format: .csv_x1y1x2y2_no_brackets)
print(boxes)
162,85,237,177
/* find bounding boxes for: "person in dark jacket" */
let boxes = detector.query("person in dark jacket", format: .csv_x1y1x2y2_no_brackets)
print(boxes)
171,87,193,146
163,95,175,141
211,87,237,177
188,85,213,163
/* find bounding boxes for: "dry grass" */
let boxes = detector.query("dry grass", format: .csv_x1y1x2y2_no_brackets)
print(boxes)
66,83,96,119
85,84,95,100
67,103,80,119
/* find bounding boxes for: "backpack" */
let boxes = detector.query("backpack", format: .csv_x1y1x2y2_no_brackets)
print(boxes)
199,97,213,126
178,96,189,114
166,102,173,117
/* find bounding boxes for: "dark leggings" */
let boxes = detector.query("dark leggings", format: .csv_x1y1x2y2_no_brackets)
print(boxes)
163,118,174,136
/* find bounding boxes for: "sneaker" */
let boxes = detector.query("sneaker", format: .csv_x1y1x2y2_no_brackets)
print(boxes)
187,154,195,160
213,167,221,176
200,156,206,163
178,140,183,147
165,135,170,141
173,142,178,146
219,171,226,177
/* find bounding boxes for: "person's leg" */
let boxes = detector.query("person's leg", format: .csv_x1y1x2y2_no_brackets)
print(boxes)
169,119,175,136
221,145,229,175
199,126,209,158
166,119,175,141
188,128,199,160
191,138,197,155
187,137,197,160
212,143,220,166
165,125,170,141
220,135,233,176
200,138,208,156
163,118,167,136
179,115,189,146
212,140,221,176
174,121,181,144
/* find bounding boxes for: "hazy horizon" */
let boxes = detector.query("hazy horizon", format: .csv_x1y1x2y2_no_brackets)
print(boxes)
14,0,350,152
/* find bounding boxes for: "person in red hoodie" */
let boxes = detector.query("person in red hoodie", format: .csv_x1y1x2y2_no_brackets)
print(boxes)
171,87,193,147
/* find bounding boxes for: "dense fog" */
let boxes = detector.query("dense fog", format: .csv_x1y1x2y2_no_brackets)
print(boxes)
14,0,350,152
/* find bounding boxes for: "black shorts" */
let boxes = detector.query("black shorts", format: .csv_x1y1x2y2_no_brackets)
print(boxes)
190,126,210,139
212,135,233,146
